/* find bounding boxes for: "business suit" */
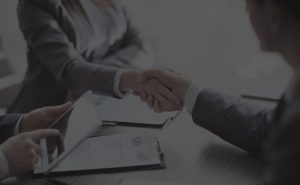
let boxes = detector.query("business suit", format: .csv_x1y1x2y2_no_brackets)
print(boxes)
191,88,274,156
188,77,300,184
261,97,300,185
0,114,21,144
9,0,153,113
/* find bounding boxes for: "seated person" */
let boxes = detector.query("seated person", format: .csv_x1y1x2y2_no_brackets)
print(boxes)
10,0,181,113
138,0,300,184
0,103,71,180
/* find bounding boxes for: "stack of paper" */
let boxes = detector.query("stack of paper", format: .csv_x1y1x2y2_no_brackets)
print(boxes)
96,95,178,126
52,133,164,173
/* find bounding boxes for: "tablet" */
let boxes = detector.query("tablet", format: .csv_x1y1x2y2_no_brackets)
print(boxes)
34,91,102,175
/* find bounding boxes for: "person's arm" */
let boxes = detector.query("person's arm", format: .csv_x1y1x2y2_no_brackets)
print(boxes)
98,5,154,70
139,70,274,155
18,0,121,97
186,83,274,156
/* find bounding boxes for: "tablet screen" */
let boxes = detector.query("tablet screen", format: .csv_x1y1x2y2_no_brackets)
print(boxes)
44,92,102,172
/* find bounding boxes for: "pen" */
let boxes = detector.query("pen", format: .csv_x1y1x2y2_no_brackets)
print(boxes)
102,121,117,126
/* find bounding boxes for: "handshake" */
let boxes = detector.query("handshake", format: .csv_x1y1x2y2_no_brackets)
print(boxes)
121,69,191,113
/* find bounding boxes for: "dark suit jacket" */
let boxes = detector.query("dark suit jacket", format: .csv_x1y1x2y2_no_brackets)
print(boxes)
0,114,22,144
191,81,300,184
191,88,274,156
261,96,300,185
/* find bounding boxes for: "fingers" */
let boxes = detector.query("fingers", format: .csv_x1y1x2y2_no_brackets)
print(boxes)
143,91,181,112
56,134,65,154
28,148,40,166
27,140,43,166
140,91,147,102
153,99,161,113
45,102,73,119
26,129,60,143
140,70,163,83
30,141,43,156
156,82,181,106
151,91,178,111
146,94,154,109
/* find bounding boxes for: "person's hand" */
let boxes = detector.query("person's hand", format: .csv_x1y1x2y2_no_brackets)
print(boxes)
19,102,72,133
138,69,191,112
0,129,60,176
119,70,183,111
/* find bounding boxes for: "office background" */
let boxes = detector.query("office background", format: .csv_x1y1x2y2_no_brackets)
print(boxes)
0,1,293,184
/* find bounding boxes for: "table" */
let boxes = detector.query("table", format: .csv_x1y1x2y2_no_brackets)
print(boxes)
4,104,268,185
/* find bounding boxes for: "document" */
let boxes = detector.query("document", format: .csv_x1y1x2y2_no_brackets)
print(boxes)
120,179,198,185
51,133,163,173
96,95,178,126
34,92,102,174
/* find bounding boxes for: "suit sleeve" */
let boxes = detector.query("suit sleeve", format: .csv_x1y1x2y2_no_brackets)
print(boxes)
0,114,22,144
18,0,119,96
98,5,154,70
191,88,273,156
261,102,300,185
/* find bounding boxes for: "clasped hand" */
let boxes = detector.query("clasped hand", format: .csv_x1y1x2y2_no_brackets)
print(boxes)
122,70,191,113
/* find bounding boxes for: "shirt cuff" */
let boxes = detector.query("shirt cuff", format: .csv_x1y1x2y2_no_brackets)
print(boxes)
113,70,128,98
184,83,204,113
0,148,10,180
14,115,25,135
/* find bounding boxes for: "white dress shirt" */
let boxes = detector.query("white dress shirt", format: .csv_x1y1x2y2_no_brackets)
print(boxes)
184,83,203,113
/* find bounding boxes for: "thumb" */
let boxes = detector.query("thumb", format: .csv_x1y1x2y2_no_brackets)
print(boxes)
140,70,164,83
27,129,60,142
45,102,73,119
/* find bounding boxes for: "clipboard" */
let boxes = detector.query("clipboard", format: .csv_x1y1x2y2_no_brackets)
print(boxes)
35,133,165,177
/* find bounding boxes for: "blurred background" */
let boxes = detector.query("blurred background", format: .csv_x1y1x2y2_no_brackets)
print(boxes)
0,0,291,111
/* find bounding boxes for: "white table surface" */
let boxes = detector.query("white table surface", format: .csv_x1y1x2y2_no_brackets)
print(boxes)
5,106,269,185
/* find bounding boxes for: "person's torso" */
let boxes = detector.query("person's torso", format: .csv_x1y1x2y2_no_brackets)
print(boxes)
57,0,128,62
10,0,129,112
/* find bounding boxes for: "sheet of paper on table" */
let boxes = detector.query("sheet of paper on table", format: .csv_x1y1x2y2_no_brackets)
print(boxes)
96,95,179,126
120,179,198,185
52,133,163,173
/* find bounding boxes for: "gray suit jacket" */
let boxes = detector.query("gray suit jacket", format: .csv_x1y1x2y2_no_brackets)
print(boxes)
191,84,300,184
261,95,300,185
191,88,274,156
9,0,152,113
0,114,22,144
